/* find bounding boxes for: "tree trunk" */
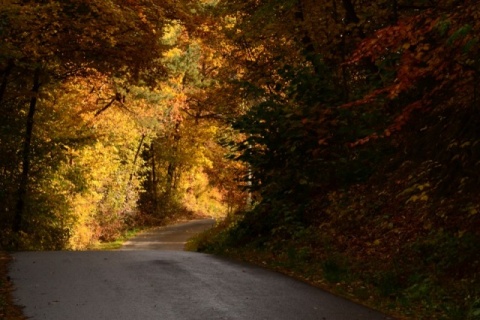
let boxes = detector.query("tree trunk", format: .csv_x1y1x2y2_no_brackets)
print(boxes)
151,143,158,211
125,133,146,203
13,67,40,233
165,122,181,197
165,162,176,196
0,60,14,106
391,0,399,24
295,0,323,75
341,0,359,24
129,133,146,183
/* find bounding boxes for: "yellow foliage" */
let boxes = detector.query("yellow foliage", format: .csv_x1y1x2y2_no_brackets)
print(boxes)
406,192,429,203
181,168,228,218
35,74,153,249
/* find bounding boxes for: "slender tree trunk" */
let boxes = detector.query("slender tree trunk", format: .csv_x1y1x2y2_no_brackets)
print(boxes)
341,0,359,24
165,122,181,197
339,0,377,99
125,133,146,203
339,0,360,101
391,0,399,24
0,60,14,106
295,0,322,75
172,170,181,191
340,37,350,102
13,67,40,233
165,162,176,196
151,143,158,211
129,133,146,183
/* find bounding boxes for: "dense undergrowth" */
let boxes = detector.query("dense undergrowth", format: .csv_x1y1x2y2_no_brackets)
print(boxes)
189,105,480,319
190,205,479,320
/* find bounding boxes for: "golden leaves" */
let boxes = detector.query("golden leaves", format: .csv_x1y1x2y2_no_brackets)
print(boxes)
398,183,431,204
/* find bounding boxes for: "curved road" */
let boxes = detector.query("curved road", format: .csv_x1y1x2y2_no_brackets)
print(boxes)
121,219,216,251
9,219,392,320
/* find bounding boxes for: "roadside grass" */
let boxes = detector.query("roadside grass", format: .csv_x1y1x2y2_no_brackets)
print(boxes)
92,214,211,250
89,228,144,250
188,220,480,320
0,252,26,320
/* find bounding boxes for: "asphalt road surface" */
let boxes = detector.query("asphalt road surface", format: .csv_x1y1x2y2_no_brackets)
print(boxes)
121,218,216,251
10,219,392,320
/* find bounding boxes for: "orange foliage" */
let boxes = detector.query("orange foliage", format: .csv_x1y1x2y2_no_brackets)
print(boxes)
346,1,479,145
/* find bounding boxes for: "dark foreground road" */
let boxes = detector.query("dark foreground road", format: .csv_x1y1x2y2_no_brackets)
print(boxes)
9,220,392,320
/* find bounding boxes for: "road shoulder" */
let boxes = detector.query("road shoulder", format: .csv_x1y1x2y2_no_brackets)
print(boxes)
0,251,26,320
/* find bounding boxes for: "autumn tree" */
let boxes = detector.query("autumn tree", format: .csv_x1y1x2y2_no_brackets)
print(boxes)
139,17,247,223
206,0,400,237
0,0,184,248
196,2,480,317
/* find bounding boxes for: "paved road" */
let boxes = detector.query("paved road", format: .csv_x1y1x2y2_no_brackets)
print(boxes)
9,220,392,320
121,219,216,251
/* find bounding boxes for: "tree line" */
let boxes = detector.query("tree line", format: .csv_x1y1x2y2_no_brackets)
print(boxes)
195,1,480,318
0,0,245,249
